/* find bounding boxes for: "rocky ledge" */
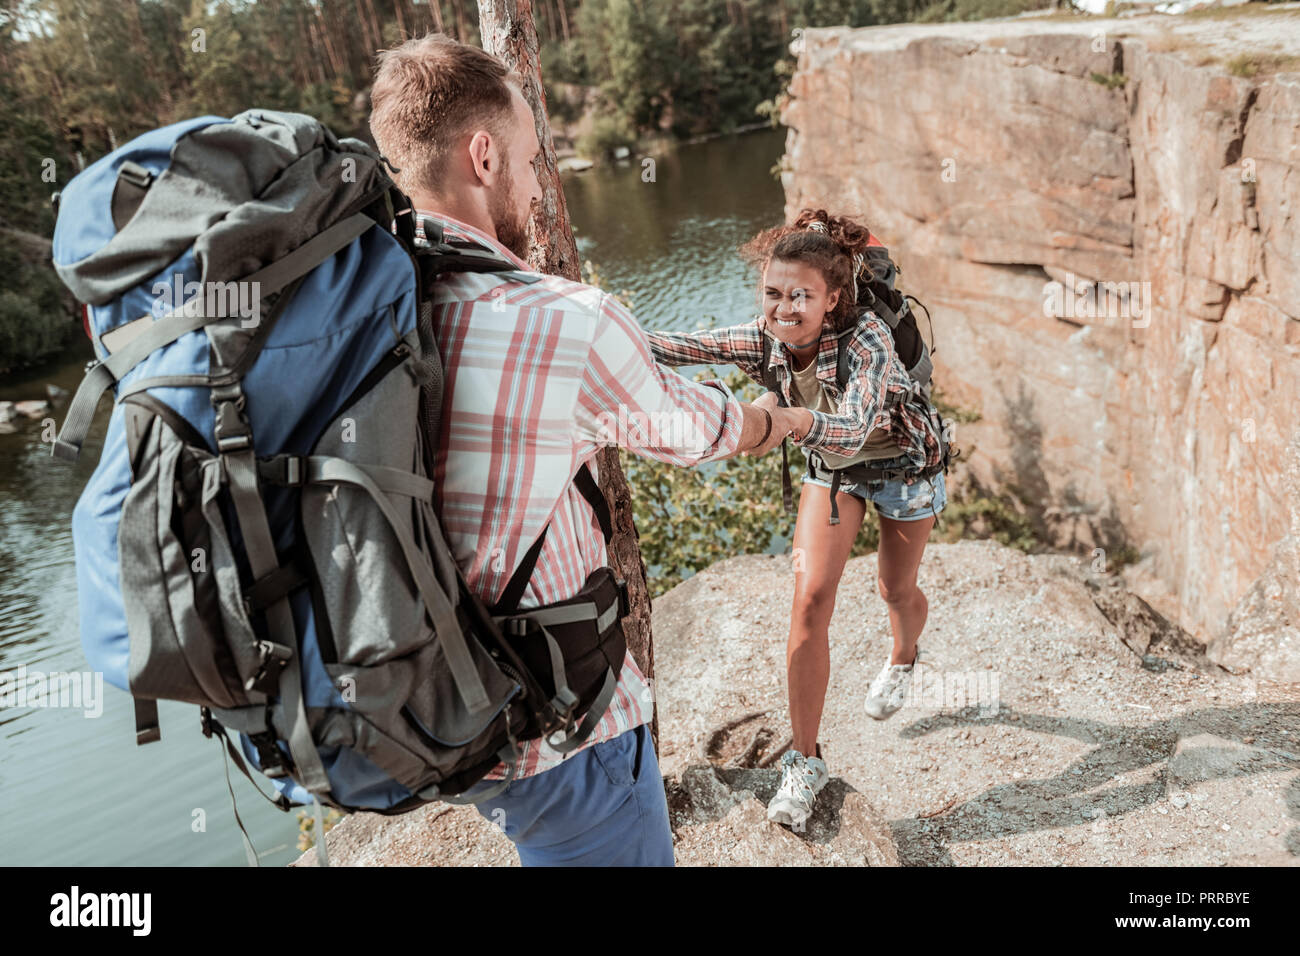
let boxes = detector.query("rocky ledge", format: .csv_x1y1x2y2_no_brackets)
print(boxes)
296,539,1299,866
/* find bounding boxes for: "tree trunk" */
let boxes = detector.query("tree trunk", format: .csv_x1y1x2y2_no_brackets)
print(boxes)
476,0,659,754
556,0,570,44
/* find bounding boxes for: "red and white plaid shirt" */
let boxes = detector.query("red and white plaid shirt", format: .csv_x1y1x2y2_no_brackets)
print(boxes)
417,210,744,780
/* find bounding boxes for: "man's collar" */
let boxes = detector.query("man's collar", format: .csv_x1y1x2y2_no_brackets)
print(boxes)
414,208,531,271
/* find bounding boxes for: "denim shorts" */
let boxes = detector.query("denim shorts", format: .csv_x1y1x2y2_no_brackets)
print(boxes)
801,453,947,522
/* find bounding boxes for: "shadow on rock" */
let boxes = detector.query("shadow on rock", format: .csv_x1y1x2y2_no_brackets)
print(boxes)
890,701,1300,865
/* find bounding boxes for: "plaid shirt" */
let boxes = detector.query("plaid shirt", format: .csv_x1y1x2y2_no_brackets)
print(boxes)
415,210,744,781
646,315,944,478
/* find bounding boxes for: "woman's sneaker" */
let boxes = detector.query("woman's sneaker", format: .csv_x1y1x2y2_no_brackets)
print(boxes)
863,646,920,720
766,748,829,828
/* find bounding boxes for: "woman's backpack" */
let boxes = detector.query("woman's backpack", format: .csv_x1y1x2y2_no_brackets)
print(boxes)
759,235,954,515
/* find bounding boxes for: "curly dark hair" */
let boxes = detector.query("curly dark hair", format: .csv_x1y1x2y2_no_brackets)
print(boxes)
739,208,875,332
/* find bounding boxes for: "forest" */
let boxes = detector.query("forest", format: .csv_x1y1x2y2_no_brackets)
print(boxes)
0,0,1050,369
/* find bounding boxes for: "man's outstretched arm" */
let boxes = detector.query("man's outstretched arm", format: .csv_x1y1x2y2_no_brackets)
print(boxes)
575,292,791,464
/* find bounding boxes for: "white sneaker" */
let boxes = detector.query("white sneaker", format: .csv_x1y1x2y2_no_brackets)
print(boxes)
864,646,920,720
766,748,829,828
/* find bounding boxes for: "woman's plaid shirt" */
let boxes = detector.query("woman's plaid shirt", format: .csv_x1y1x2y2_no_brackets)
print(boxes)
415,211,745,781
646,314,945,478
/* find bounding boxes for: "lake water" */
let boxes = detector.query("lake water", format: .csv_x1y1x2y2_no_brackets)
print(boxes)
0,126,787,866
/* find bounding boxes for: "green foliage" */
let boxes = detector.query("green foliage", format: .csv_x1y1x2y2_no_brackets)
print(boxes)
575,113,636,159
871,0,1050,22
931,384,982,424
1089,71,1128,89
934,489,1040,553
541,38,589,86
1224,52,1300,78
620,367,802,597
296,806,344,853
0,233,75,373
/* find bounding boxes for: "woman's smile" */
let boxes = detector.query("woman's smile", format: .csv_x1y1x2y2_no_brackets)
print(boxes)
762,259,839,348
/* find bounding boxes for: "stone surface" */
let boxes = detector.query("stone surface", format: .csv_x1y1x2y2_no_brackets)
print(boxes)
650,549,1299,867
779,11,1300,663
666,766,901,866
297,542,1299,867
1209,431,1300,681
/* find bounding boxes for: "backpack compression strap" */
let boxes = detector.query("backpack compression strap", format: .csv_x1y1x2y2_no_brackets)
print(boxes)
488,462,621,755
759,332,799,516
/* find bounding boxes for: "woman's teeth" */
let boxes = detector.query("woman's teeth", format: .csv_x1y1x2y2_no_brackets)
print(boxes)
776,318,799,327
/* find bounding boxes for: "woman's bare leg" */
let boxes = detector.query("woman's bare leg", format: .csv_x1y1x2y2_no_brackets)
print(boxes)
787,482,867,757
876,514,935,665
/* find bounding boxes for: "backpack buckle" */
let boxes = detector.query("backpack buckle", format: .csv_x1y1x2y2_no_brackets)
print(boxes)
256,454,306,486
614,577,630,619
549,687,579,718
247,730,290,779
243,640,293,695
212,393,252,453
117,160,153,190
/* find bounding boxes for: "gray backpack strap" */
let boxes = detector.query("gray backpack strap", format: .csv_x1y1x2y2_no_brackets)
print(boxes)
910,343,934,391
545,666,618,754
53,305,218,461
430,739,522,805
310,795,330,867
300,455,492,713
761,332,798,515
211,379,332,794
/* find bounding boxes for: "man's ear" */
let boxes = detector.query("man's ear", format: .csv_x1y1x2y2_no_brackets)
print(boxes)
466,129,496,187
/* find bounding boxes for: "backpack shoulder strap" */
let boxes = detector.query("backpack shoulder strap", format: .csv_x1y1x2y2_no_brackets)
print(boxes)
759,331,781,395
835,322,859,393
491,462,611,615
573,461,613,541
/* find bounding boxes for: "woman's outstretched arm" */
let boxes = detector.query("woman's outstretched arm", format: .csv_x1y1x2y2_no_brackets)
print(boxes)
645,316,767,378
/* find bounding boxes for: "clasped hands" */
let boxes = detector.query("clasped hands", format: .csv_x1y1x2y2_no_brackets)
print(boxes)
743,390,805,457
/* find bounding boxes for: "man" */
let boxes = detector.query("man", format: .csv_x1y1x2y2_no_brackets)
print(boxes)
369,33,797,866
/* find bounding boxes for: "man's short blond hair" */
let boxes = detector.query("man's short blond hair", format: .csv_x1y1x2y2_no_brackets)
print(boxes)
369,33,521,196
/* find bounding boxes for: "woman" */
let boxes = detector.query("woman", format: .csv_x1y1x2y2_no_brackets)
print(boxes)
646,209,948,828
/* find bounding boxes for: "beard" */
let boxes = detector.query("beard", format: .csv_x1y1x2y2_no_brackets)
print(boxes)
488,155,532,261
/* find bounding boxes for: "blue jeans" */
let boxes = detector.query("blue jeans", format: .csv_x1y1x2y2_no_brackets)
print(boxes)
458,723,674,866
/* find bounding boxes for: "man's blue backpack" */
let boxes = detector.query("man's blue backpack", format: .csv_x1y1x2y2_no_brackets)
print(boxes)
47,110,613,863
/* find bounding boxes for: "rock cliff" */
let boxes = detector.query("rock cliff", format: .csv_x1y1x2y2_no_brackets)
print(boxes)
779,10,1300,672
